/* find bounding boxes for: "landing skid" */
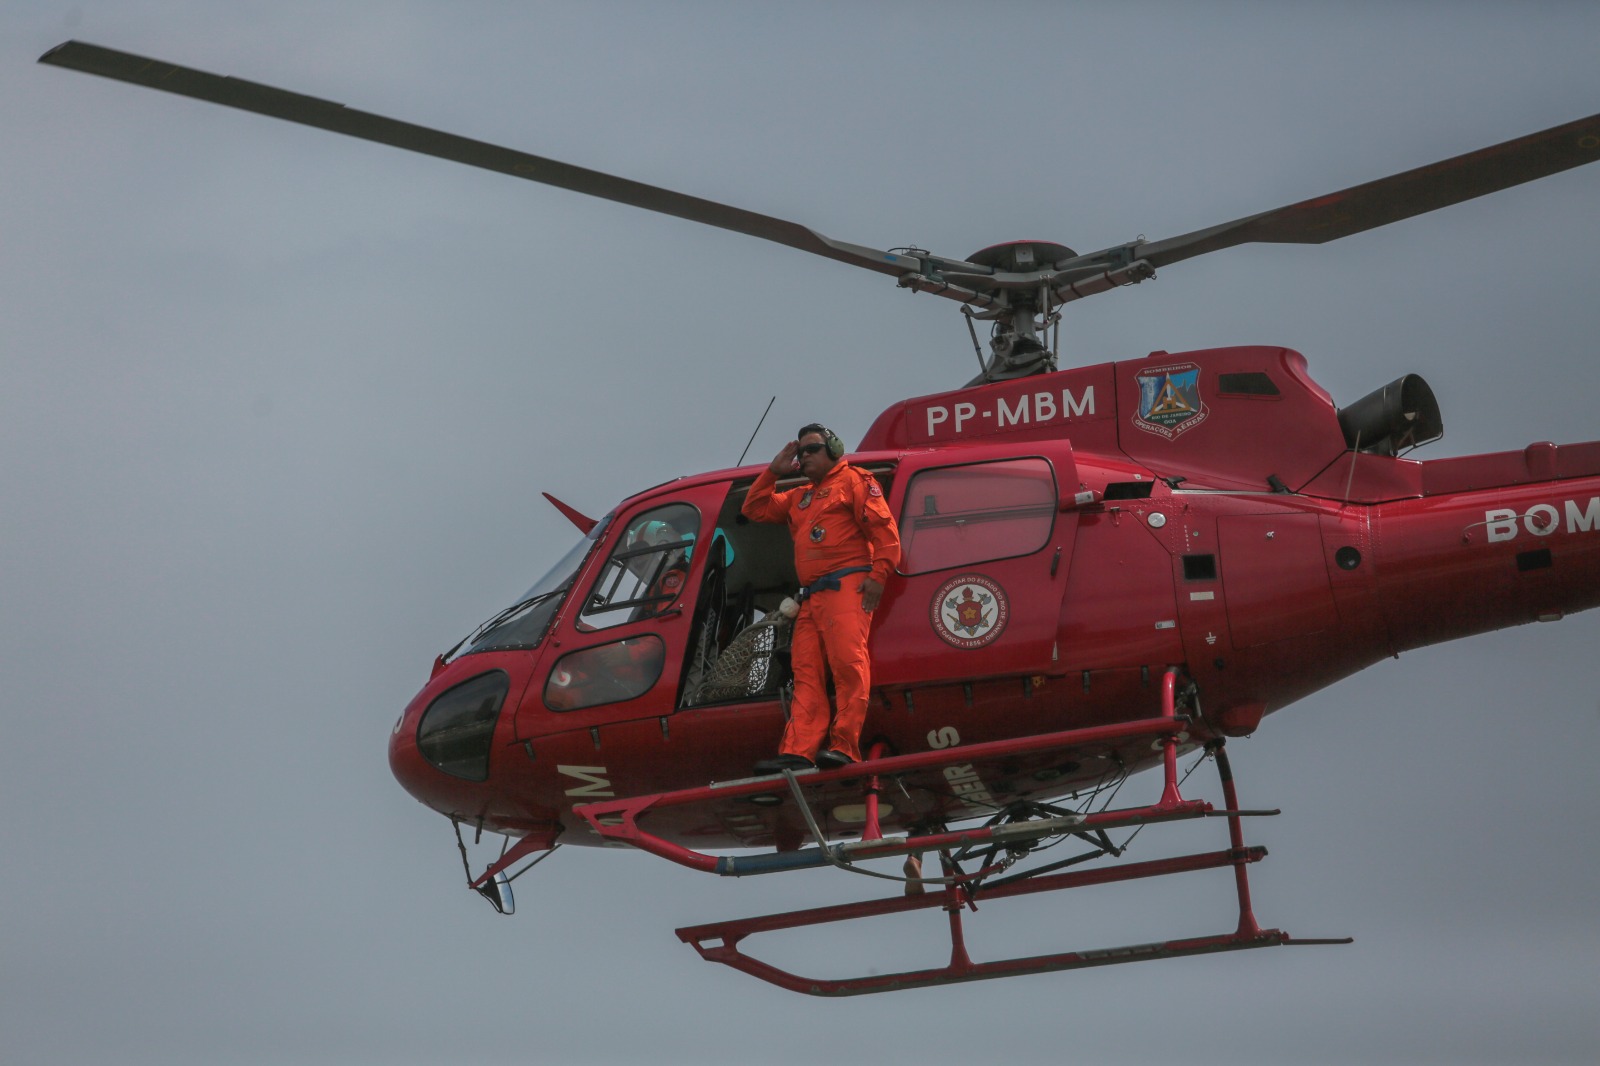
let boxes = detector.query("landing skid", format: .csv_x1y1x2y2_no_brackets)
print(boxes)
574,669,1349,994
674,741,1348,995
677,847,1322,996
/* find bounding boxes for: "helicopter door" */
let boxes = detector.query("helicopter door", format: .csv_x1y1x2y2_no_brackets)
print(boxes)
514,483,730,739
1055,482,1186,674
1213,512,1338,648
871,448,1077,687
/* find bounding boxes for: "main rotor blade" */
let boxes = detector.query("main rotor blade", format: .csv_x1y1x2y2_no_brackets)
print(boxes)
38,41,922,281
1136,112,1600,269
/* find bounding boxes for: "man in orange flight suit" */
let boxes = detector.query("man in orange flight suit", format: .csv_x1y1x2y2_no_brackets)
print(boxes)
743,423,900,773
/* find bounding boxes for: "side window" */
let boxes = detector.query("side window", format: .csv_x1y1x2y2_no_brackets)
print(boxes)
580,502,700,630
544,636,666,711
897,458,1057,575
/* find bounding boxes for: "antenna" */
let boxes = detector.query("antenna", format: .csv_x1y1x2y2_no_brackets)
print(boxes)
737,396,777,467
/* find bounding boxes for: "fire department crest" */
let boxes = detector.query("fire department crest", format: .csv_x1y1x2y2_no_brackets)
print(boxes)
930,573,1009,649
1133,362,1208,440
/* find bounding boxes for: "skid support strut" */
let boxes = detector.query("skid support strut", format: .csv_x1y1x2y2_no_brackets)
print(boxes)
679,748,1346,993
671,672,1346,994
581,669,1347,993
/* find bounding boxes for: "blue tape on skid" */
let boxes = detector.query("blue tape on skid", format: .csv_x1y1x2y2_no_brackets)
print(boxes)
715,848,832,877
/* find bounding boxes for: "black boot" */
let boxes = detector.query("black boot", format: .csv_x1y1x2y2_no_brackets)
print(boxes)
753,753,814,775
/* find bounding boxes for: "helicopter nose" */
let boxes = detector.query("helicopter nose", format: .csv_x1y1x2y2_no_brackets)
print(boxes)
389,667,514,808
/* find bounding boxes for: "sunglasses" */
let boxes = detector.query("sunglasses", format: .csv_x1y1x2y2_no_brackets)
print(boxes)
797,442,828,456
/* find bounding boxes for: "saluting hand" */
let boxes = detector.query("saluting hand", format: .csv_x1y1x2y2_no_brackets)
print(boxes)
769,440,799,476
861,577,884,612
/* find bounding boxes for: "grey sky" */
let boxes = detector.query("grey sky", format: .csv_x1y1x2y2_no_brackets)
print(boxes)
3,3,1598,1064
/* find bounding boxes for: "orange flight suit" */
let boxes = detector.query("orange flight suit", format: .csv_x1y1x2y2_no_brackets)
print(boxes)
742,460,900,762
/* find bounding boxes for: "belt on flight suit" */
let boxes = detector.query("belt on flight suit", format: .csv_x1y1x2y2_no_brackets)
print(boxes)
795,566,872,602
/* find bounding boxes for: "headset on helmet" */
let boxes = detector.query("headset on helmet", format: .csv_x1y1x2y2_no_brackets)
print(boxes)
797,422,845,460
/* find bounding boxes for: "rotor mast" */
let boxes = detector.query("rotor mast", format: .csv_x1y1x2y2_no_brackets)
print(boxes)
890,238,1161,385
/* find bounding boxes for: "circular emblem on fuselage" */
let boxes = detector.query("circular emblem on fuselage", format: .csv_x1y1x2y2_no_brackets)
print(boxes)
930,573,1010,649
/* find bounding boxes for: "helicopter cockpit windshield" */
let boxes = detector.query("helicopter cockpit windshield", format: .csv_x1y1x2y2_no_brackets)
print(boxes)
454,516,612,658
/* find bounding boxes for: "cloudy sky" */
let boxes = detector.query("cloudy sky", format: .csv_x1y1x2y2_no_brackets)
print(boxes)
4,3,1598,1064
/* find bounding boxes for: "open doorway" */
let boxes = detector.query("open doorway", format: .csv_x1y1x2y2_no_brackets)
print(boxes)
678,465,896,707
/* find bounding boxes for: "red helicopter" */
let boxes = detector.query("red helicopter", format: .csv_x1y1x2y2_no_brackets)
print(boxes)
40,41,1600,996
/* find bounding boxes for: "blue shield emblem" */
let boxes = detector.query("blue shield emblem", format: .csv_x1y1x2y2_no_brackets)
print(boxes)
1133,363,1208,439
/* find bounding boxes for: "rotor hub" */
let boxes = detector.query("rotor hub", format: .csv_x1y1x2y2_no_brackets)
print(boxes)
966,240,1077,273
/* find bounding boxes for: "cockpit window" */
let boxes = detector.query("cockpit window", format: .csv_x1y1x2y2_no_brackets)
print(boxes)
416,671,509,780
580,502,700,630
544,636,665,711
456,516,611,657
